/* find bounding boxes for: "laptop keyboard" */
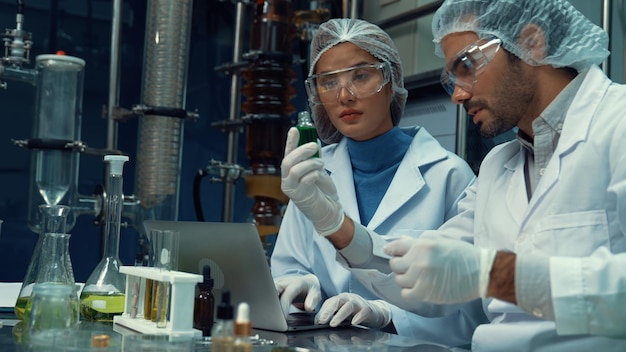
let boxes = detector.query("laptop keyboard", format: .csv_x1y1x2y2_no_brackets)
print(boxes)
286,312,318,327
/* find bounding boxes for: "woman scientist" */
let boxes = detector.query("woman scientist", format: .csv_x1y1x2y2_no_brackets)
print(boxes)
272,18,485,344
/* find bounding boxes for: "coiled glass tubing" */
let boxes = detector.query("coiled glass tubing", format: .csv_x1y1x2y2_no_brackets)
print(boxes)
135,0,192,220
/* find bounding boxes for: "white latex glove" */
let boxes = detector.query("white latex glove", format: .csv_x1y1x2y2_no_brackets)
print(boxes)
274,274,322,317
316,293,391,328
281,127,344,237
384,236,497,304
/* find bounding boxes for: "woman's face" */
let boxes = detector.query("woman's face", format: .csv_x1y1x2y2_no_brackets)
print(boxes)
314,42,394,141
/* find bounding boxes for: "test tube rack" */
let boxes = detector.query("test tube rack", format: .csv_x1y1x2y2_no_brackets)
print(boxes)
113,266,203,338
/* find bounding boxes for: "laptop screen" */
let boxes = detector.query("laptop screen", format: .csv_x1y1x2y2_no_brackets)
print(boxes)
143,220,292,331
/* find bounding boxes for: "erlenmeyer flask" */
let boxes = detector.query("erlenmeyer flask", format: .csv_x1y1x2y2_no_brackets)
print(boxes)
80,155,129,322
14,204,71,320
23,232,76,325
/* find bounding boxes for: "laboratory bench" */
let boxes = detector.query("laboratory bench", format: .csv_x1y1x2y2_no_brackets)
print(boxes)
0,316,463,351
1,282,465,351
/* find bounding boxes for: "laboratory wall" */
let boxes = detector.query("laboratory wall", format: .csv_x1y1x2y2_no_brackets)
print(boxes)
365,0,626,173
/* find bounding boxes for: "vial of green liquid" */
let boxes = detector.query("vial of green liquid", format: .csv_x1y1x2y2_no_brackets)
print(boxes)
296,111,319,158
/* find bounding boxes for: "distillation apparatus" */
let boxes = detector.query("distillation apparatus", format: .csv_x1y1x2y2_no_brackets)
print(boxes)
2,2,108,236
2,0,196,285
197,0,331,240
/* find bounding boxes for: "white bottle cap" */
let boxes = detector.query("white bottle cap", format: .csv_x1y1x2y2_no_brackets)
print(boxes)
104,155,129,176
236,302,250,322
234,302,252,336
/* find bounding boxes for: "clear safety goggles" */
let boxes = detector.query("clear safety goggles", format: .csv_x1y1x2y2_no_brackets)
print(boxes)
305,62,391,104
440,36,502,96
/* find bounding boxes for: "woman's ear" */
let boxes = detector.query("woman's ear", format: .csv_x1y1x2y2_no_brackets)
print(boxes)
518,24,546,64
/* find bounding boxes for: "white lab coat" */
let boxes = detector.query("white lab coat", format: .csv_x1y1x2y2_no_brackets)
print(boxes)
271,125,485,346
350,66,626,351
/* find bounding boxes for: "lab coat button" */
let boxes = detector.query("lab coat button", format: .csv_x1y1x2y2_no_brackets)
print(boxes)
532,308,543,318
539,168,546,176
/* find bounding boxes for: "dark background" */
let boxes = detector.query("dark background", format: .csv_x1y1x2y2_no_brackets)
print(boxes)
0,0,342,283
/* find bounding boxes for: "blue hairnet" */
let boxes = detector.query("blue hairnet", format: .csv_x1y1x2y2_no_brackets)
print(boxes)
432,0,609,72
308,18,407,144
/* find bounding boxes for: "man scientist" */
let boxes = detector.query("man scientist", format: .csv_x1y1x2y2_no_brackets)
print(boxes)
280,0,626,350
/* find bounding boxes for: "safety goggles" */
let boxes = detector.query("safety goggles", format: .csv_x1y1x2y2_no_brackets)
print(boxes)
440,36,502,96
305,62,391,104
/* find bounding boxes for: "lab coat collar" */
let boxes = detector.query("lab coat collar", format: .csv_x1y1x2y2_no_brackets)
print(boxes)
524,66,610,225
368,126,448,229
323,126,448,229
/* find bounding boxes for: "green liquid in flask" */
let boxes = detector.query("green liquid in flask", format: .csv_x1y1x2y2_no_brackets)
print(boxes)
296,111,319,158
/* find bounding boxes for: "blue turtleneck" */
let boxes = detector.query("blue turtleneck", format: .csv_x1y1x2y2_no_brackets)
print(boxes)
346,127,412,226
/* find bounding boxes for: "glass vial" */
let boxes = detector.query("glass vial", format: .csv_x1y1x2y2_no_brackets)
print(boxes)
193,265,215,336
296,111,319,157
15,204,72,320
211,290,234,352
233,302,252,352
80,155,129,322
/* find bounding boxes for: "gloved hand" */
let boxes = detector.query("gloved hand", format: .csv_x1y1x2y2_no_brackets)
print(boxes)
316,292,391,328
281,127,344,236
384,236,497,304
274,274,322,317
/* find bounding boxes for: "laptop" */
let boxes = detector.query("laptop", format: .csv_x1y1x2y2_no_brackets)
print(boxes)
143,220,346,332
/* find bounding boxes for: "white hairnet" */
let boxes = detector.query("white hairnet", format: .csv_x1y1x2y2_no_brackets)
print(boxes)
432,0,609,72
308,18,407,144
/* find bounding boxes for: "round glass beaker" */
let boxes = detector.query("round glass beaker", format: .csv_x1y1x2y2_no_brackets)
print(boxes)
25,283,74,343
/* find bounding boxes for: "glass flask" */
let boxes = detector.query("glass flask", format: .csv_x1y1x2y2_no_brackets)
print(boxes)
22,231,76,325
80,155,129,322
15,204,72,320
296,110,318,157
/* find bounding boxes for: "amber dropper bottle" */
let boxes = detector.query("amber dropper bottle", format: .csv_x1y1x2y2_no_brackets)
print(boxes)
193,265,215,336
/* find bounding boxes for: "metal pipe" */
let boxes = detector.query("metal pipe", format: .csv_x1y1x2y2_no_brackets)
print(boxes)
0,66,36,84
223,1,246,223
377,0,443,30
342,0,359,18
455,105,467,160
106,0,123,150
601,0,611,76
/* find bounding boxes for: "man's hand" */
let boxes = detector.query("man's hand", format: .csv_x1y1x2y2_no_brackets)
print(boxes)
384,236,496,304
316,292,391,328
274,274,322,317
281,127,344,236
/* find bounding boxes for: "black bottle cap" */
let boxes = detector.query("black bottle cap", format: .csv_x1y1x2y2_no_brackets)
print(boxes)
217,290,233,319
201,265,214,289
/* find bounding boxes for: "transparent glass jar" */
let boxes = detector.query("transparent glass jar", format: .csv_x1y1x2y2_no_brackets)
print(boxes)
26,283,74,335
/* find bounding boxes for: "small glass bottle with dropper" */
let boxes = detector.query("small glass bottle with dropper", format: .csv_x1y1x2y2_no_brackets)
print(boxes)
233,302,252,352
80,155,129,322
193,265,215,336
211,290,234,352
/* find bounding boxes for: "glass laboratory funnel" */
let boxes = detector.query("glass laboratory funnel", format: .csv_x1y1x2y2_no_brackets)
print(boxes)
80,155,129,322
15,204,72,320
26,54,85,234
